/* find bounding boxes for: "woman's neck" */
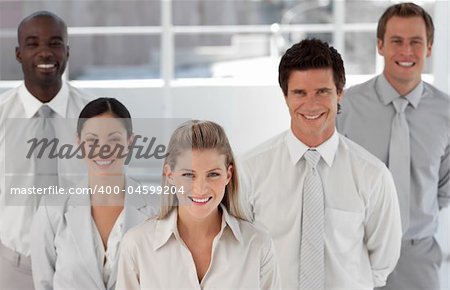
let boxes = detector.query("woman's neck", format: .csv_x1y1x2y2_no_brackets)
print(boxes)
177,208,222,241
89,174,125,206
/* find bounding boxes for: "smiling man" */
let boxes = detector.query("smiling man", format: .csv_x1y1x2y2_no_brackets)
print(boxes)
337,3,450,290
0,11,89,289
239,38,402,289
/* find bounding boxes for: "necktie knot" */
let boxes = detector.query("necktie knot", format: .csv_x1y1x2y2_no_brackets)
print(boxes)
392,98,409,113
304,149,321,169
38,105,54,118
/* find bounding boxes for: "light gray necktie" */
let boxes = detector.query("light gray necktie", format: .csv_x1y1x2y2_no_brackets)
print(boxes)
35,105,59,189
300,149,325,290
389,97,410,233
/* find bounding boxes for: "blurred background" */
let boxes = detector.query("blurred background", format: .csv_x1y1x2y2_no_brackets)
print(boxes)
0,0,449,285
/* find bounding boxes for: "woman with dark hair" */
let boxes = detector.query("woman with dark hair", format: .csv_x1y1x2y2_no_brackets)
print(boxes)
31,98,157,290
116,120,280,290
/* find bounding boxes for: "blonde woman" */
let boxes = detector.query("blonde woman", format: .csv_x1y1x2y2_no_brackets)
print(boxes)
116,120,280,289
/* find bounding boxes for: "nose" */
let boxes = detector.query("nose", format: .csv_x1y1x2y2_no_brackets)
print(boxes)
37,44,53,59
303,93,320,107
400,42,413,55
192,177,208,195
88,139,113,159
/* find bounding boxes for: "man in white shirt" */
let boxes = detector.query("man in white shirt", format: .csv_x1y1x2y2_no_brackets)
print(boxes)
239,39,402,290
0,11,89,289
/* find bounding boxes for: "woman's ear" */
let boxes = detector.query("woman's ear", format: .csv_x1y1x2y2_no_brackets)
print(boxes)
164,163,174,183
226,164,233,185
127,133,135,149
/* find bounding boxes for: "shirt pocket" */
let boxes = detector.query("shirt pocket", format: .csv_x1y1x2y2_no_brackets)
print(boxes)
325,208,364,253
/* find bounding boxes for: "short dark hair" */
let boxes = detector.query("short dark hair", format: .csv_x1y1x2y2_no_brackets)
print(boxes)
18,11,68,44
77,98,133,137
278,38,346,97
377,2,434,45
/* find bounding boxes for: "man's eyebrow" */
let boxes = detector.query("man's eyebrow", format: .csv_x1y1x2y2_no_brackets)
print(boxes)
24,36,38,41
410,36,425,41
49,36,64,41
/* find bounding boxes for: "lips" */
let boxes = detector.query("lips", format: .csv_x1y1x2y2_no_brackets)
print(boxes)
35,63,58,73
396,61,415,67
93,159,114,168
36,63,56,69
300,112,325,120
188,196,212,205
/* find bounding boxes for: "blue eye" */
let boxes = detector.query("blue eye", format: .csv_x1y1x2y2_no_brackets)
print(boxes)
208,172,220,177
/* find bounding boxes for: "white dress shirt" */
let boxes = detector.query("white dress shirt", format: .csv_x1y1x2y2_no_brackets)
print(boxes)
116,204,281,290
92,210,125,285
31,177,157,290
0,82,90,256
239,129,402,290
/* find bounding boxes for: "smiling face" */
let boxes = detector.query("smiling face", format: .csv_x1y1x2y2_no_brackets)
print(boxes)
285,68,341,147
165,149,232,222
15,15,68,91
79,113,132,176
378,16,432,95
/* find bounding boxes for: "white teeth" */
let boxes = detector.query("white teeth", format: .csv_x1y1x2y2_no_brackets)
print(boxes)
191,197,210,203
398,62,414,67
303,114,321,120
37,64,55,69
94,160,113,166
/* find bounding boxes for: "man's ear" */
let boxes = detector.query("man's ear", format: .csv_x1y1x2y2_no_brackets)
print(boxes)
377,39,385,56
426,42,432,58
15,46,22,63
337,89,343,103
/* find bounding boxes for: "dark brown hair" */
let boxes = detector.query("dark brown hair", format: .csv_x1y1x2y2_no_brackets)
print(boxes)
278,38,346,96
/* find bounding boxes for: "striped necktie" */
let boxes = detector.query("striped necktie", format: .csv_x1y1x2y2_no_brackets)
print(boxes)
300,149,325,290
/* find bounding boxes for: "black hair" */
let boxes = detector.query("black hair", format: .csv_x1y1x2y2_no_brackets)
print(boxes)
18,11,68,43
77,97,132,137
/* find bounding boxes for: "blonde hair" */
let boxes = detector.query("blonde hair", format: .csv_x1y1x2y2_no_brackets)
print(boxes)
158,120,246,220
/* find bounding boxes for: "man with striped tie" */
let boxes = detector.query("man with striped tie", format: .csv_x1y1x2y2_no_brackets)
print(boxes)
239,38,402,290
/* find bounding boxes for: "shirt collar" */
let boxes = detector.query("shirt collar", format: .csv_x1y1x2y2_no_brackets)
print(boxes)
219,203,243,244
376,74,423,108
286,129,339,167
153,204,243,251
18,82,70,118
